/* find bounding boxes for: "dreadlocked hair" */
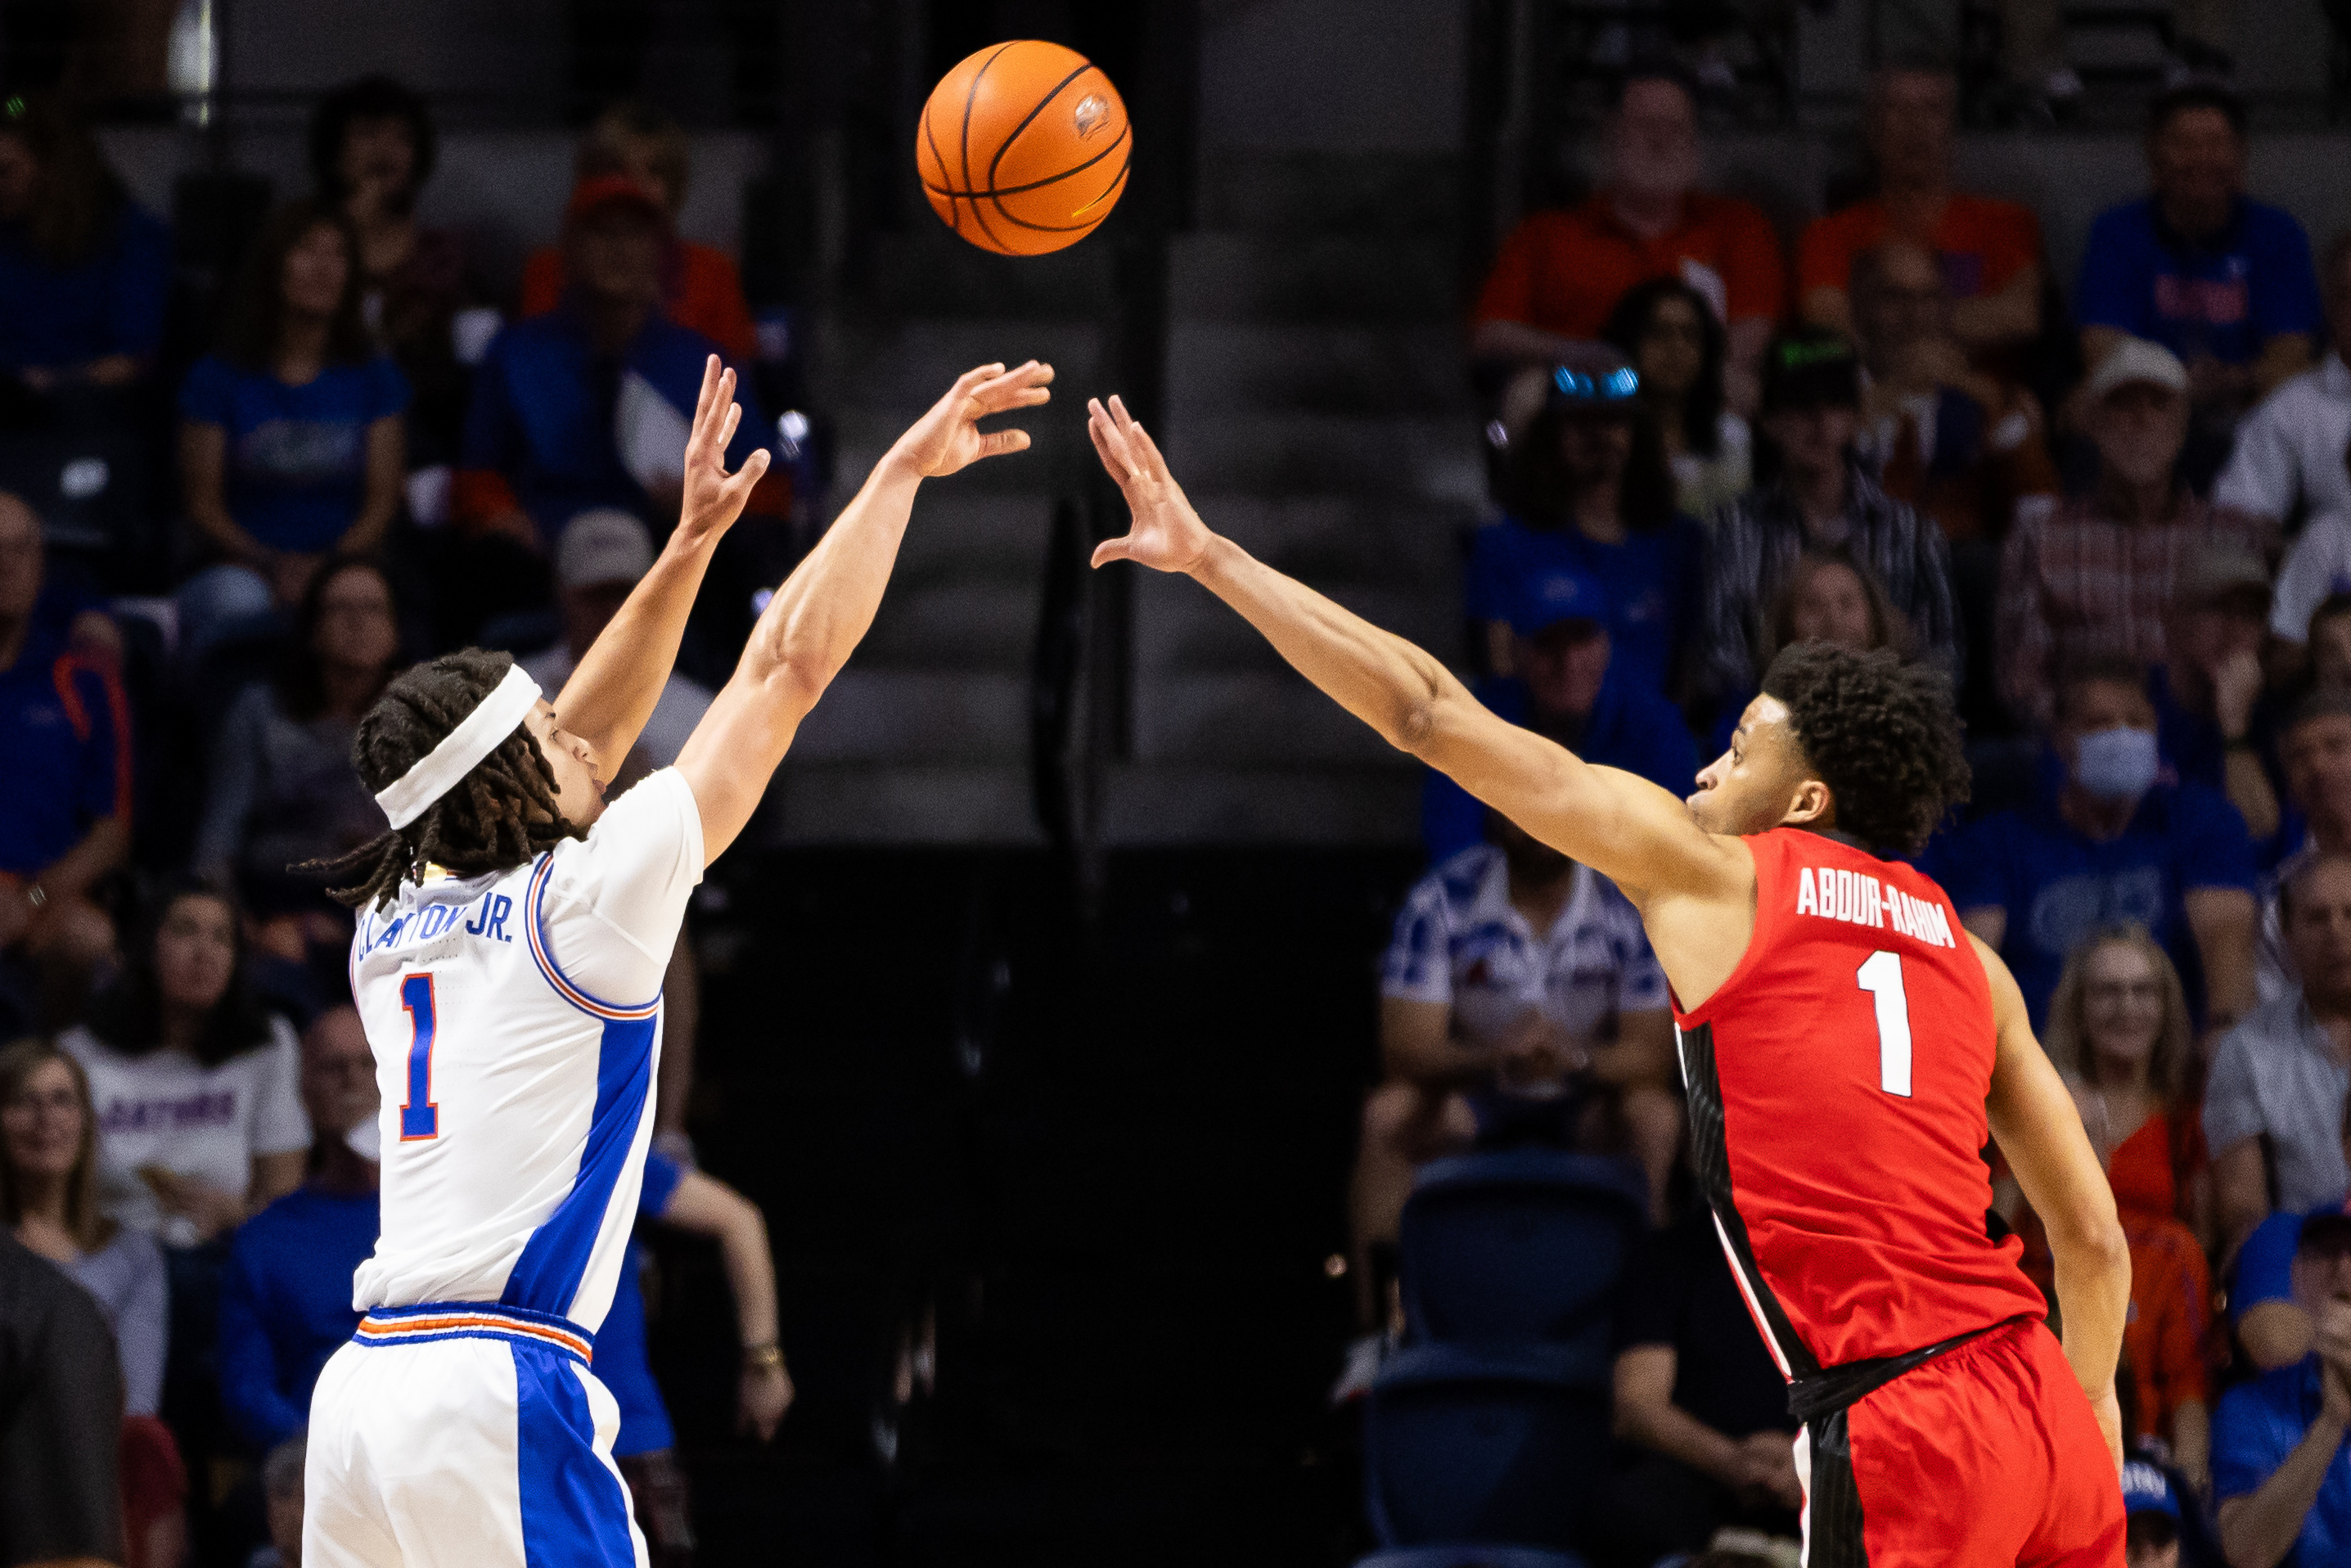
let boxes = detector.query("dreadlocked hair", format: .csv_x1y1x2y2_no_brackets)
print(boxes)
302,649,584,912
1759,642,1970,855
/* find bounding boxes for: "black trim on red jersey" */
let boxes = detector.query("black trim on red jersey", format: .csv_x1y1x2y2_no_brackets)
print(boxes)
1676,1019,1822,1379
1804,1409,1871,1566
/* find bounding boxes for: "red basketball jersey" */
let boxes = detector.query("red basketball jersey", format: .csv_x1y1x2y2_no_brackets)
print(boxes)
1673,828,2046,1377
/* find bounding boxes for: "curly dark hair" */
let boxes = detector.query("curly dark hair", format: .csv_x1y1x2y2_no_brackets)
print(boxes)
302,650,582,912
1760,642,1970,854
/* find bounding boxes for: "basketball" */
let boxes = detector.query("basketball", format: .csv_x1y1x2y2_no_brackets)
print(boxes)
917,41,1131,256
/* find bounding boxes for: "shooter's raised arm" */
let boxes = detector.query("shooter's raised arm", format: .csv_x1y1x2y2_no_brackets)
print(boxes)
676,360,1053,863
553,354,769,767
1083,395,1736,906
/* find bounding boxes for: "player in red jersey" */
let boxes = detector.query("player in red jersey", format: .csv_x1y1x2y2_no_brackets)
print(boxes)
1082,396,2128,1564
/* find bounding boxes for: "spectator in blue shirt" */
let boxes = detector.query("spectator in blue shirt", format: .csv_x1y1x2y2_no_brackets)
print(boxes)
216,1004,377,1453
1466,354,1706,698
0,495,126,1036
455,175,772,553
178,201,409,659
2212,1210,2351,1568
2077,84,2322,477
605,1149,790,1566
1935,656,2259,1030
0,94,169,390
1425,564,1699,863
2231,1093,2351,1376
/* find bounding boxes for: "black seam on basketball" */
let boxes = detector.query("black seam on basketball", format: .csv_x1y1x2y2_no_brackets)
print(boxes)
984,151,1128,232
919,120,1131,201
985,62,1097,196
959,43,1016,204
966,182,1013,250
921,94,953,205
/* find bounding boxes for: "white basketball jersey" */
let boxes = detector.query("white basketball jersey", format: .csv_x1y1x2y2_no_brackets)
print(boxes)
347,768,705,1333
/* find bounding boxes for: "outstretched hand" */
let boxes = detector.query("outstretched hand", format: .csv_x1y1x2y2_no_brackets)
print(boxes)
892,360,1055,479
1087,395,1214,574
678,354,772,547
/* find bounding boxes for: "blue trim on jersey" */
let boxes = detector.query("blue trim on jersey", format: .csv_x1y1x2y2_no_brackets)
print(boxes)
500,1009,656,1320
525,854,660,1021
512,1340,639,1568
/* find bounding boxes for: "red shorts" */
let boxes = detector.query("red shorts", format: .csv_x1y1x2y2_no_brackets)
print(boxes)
1797,1318,2124,1566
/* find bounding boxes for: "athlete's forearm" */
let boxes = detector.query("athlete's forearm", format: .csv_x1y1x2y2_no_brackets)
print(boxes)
1190,534,1470,756
718,1205,778,1351
736,454,923,710
557,529,725,768
2048,1223,2132,1404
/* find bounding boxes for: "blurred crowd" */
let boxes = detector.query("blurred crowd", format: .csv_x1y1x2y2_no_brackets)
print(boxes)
0,74,816,1568
1349,55,2351,1568
11,38,2351,1568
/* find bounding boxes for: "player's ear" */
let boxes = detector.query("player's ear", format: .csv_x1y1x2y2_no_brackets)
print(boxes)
1782,777,1834,830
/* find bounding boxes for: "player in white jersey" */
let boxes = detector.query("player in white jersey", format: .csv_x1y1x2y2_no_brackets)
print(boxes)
300,354,1053,1567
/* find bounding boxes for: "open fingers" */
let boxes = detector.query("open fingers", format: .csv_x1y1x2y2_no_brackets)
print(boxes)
1089,536,1132,569
690,354,722,435
971,359,1054,412
720,446,772,499
1087,397,1141,482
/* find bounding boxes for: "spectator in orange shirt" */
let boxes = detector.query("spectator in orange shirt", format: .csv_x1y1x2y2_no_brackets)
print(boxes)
1798,64,2042,362
1471,59,1784,413
517,101,757,365
2000,926,2213,1489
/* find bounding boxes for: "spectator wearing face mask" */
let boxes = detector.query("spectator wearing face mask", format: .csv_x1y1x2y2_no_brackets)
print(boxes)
1467,354,1708,699
1997,339,2276,736
1471,59,1781,413
1695,330,1961,706
2209,853,2351,1255
1425,569,1698,864
1931,658,2259,1032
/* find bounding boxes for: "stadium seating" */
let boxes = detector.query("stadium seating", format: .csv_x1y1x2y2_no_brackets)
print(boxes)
1397,1150,1646,1372
1362,1344,1610,1552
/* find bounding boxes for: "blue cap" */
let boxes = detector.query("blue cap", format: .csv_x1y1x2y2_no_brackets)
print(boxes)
1507,561,1613,640
2121,1459,2179,1519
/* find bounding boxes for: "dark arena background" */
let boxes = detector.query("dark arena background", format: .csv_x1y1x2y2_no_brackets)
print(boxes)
2,0,2349,1563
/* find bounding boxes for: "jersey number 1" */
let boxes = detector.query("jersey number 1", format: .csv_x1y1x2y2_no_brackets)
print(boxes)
399,972,439,1140
1856,950,1914,1098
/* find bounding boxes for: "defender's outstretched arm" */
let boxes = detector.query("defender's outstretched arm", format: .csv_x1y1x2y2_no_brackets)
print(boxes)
556,356,770,768
1976,933,2129,1472
676,361,1053,863
1083,396,1737,905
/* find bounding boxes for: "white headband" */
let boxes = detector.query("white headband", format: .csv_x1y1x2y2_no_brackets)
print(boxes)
374,665,543,830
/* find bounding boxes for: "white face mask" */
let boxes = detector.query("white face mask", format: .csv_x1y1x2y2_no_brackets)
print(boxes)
2072,725,2160,802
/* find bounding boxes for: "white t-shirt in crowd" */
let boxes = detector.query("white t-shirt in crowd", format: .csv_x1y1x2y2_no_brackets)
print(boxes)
520,647,714,769
2271,512,2351,643
61,1017,311,1246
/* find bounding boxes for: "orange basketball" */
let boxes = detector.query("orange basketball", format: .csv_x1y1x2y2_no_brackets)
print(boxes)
917,41,1130,256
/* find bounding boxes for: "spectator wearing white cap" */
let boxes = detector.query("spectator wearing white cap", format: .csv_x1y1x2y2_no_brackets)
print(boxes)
520,507,710,1159
1997,339,2274,732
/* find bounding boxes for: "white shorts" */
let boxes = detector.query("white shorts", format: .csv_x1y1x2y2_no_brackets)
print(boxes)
304,1303,648,1568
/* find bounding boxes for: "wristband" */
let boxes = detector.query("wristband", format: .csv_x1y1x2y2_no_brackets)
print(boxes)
742,1342,784,1371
